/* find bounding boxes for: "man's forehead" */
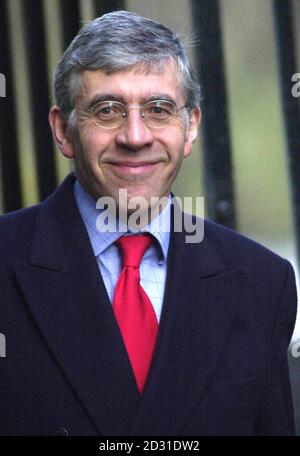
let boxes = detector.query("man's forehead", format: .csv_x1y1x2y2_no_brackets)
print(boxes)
79,60,184,102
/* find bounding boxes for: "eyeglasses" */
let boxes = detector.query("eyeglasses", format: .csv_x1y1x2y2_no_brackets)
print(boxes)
77,99,188,129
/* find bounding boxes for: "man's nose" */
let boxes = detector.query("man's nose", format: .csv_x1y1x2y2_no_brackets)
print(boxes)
115,109,154,150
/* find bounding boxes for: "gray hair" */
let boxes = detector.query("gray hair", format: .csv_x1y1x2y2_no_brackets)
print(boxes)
54,10,201,120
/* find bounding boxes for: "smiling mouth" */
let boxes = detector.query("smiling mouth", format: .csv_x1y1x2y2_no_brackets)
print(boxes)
106,161,161,175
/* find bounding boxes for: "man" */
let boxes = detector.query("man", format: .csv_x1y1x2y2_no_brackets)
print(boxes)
0,11,297,436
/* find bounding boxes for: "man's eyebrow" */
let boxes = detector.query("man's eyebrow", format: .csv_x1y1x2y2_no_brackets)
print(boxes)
85,94,126,109
85,93,177,109
142,94,177,104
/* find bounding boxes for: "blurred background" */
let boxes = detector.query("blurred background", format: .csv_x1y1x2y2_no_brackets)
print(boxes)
1,0,300,434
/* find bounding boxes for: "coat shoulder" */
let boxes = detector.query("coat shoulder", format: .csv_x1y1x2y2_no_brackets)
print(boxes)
203,217,293,278
0,204,41,261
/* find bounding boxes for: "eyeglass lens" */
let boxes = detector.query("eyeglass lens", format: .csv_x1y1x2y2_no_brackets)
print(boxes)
90,100,181,128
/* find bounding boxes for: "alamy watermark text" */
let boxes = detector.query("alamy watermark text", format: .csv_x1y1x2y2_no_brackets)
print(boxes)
0,333,6,357
291,73,300,97
0,73,6,98
95,191,205,243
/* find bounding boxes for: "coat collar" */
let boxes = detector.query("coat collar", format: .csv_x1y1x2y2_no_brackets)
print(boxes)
14,174,248,435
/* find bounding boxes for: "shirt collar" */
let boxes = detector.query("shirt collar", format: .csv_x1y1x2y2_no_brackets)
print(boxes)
74,180,170,264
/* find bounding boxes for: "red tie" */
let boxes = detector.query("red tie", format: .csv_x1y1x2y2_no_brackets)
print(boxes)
113,234,158,393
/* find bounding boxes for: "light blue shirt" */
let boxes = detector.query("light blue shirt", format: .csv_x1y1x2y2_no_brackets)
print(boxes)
73,180,170,323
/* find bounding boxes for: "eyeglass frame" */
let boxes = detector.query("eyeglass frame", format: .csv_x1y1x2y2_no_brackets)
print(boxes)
75,98,190,130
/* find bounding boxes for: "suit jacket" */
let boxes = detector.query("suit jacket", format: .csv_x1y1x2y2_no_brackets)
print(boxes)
0,174,297,436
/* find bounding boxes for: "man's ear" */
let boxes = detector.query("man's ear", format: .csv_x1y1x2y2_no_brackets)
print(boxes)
49,106,75,159
183,106,201,158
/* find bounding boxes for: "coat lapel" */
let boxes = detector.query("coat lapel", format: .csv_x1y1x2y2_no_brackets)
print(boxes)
14,175,141,435
128,212,248,435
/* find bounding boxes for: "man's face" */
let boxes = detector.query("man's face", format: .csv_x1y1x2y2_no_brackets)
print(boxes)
52,60,200,213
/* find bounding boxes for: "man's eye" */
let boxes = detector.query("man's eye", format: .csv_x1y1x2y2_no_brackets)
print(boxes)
97,106,116,117
96,106,112,115
151,107,165,114
94,104,120,118
99,107,113,115
147,105,172,116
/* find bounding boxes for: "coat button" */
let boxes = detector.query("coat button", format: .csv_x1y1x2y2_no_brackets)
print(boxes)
53,427,69,436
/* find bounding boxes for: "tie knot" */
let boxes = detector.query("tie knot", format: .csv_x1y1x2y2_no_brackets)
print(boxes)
116,234,153,268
